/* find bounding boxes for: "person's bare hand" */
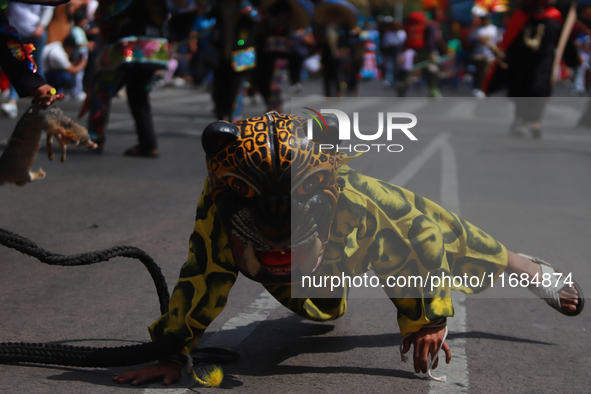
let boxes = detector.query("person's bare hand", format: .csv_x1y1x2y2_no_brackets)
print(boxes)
33,25,45,38
113,360,183,386
29,84,64,107
401,325,451,373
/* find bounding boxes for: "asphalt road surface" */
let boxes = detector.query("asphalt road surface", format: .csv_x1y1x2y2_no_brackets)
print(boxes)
0,79,590,393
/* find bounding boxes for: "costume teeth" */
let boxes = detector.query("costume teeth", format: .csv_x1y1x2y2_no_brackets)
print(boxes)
270,267,291,273
231,229,248,245
297,237,323,275
231,209,269,250
292,209,318,248
292,231,318,249
244,242,262,277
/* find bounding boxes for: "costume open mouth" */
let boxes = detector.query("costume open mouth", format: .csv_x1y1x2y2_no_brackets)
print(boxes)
226,202,332,283
229,230,327,283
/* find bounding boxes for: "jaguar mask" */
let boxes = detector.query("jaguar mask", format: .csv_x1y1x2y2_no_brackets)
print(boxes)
202,112,341,284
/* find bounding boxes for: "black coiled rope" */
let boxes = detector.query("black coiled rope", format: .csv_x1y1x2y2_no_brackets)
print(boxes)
0,339,184,368
0,227,170,315
0,227,186,367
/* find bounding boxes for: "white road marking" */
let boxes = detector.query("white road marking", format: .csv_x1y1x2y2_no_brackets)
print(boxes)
201,290,281,349
388,132,470,392
388,133,449,186
431,136,469,393
440,138,460,215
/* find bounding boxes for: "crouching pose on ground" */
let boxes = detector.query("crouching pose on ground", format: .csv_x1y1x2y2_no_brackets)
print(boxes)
114,112,584,386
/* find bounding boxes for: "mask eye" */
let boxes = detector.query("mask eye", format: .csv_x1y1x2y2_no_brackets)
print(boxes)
296,172,325,195
228,177,255,198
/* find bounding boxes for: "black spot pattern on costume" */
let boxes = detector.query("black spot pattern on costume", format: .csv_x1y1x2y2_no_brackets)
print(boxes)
362,228,410,275
408,215,445,271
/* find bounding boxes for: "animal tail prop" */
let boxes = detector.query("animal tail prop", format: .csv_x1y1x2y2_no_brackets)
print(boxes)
0,228,238,385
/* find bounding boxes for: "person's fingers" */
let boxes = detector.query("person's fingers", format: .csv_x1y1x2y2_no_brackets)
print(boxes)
162,370,182,386
413,337,421,373
130,368,163,386
32,93,64,107
402,335,412,354
114,366,161,385
419,338,430,373
429,338,440,370
442,341,452,364
113,370,140,383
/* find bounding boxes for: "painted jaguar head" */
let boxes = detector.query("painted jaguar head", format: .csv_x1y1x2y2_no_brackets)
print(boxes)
202,111,341,284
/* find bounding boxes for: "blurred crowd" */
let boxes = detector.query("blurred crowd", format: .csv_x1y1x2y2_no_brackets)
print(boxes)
1,0,590,152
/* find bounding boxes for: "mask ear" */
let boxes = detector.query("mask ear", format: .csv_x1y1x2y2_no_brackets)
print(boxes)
202,121,241,156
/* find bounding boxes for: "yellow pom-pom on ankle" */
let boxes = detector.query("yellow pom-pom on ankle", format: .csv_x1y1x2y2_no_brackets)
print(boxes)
188,365,224,388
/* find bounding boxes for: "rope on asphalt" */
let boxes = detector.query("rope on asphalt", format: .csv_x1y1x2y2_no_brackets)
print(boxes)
0,227,240,369
0,227,170,315
0,338,184,368
0,227,181,367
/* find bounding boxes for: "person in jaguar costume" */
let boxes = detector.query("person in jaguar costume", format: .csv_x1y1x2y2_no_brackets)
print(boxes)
114,112,584,386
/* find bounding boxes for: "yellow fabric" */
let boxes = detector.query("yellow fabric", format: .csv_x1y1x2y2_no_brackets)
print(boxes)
149,165,508,347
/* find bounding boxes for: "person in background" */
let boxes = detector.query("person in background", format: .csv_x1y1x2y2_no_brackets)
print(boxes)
359,20,382,81
288,27,314,93
445,22,465,89
571,35,590,96
1,2,54,119
69,6,91,100
41,33,87,96
380,17,406,89
188,4,216,89
208,0,260,121
423,10,446,97
470,11,499,98
253,0,293,112
82,0,100,91
79,0,170,157
484,0,580,139
165,0,199,86
397,43,417,97
346,26,365,96
317,13,346,97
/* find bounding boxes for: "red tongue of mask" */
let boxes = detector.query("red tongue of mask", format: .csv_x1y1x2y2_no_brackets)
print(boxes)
254,249,291,267
254,247,310,267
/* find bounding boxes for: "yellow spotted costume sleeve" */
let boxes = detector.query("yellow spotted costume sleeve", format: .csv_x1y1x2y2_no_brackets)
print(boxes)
149,180,237,354
149,165,509,352
322,165,508,337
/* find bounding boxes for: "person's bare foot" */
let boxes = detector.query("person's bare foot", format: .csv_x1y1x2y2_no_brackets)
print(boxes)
506,251,583,315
